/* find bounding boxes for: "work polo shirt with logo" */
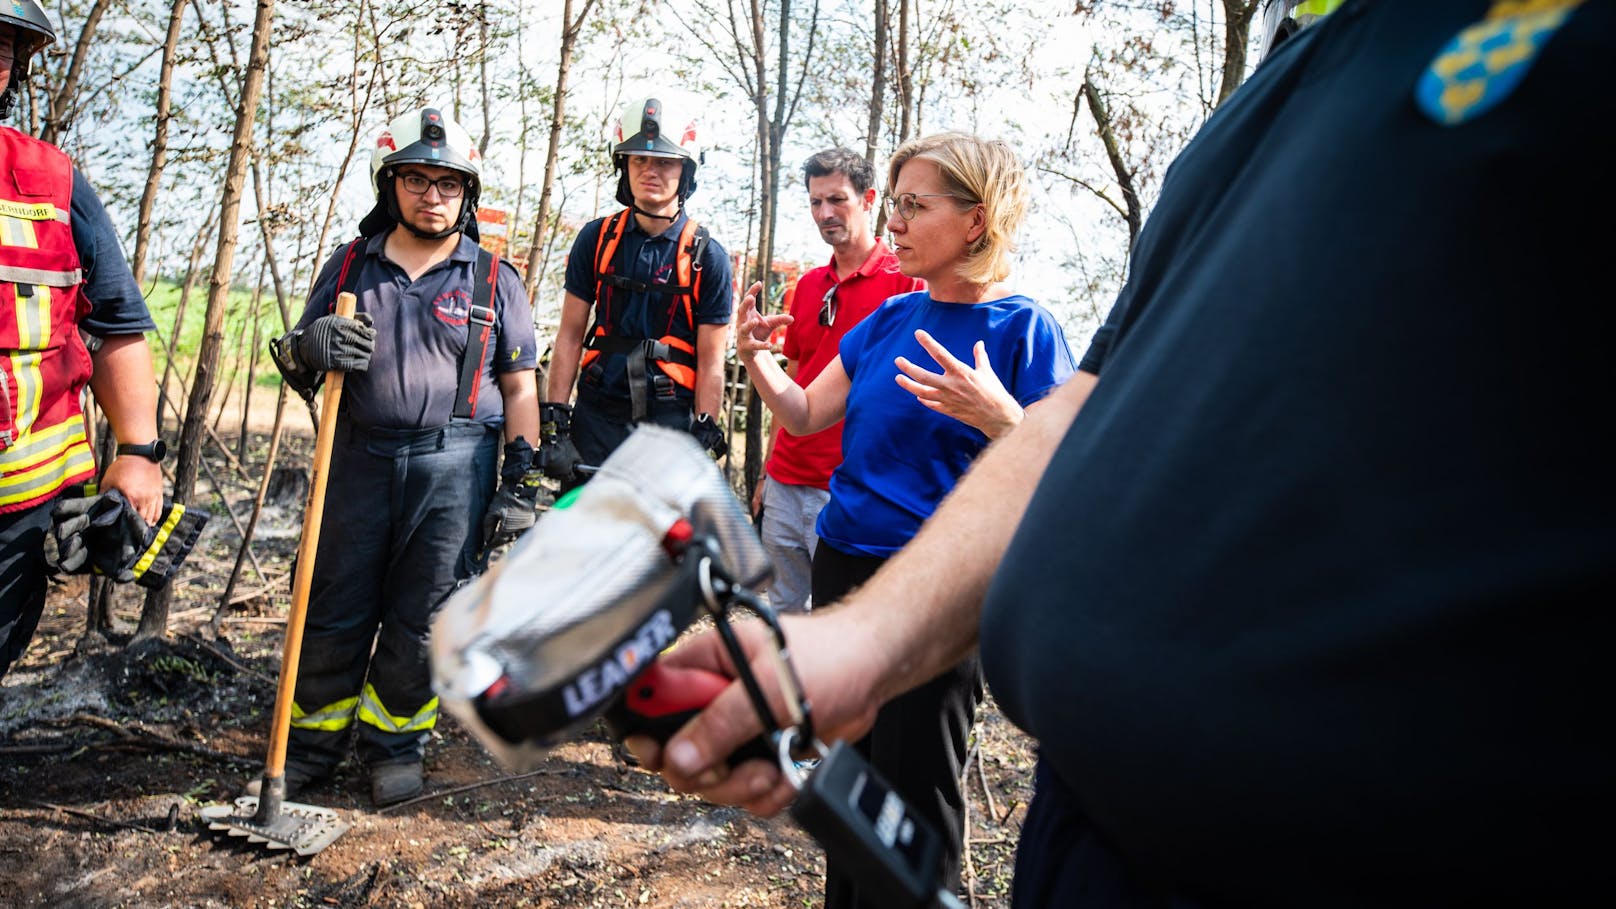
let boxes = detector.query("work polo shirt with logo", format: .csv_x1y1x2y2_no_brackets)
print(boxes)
563,210,733,404
765,238,922,489
297,231,537,430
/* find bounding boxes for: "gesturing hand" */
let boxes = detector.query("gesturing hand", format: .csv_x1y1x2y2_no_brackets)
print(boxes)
736,282,793,358
894,329,1023,439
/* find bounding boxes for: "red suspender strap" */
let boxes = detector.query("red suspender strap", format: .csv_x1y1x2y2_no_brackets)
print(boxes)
332,238,365,311
454,250,499,420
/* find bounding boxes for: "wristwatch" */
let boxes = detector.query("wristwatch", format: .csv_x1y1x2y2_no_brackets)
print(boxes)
116,439,168,463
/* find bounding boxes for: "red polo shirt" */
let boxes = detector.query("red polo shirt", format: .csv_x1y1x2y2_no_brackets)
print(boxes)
764,238,923,489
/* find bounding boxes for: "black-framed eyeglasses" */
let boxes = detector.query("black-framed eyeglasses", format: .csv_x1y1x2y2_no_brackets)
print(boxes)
395,170,467,199
883,191,971,222
818,283,839,328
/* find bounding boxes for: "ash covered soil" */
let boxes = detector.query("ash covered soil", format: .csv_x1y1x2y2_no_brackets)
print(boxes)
0,432,1035,908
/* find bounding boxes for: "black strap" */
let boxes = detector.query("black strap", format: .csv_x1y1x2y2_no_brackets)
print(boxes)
454,249,499,420
585,334,696,367
687,225,710,278
586,335,696,423
598,272,696,295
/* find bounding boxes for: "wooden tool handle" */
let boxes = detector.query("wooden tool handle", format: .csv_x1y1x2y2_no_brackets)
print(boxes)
264,291,357,778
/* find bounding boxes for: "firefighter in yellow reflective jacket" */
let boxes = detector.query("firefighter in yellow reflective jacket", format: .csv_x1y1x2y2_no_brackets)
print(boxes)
0,4,163,680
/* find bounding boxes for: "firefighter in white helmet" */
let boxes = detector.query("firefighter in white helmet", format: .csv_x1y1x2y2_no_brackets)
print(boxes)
264,105,541,807
539,94,735,487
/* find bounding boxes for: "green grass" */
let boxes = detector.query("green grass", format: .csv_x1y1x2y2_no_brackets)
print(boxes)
143,277,289,389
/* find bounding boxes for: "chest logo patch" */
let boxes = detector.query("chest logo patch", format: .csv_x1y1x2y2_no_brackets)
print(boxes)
432,289,472,326
1416,0,1586,126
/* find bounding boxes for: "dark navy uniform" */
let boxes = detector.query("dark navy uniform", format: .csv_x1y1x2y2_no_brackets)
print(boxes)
981,1,1615,905
285,232,536,770
561,211,732,467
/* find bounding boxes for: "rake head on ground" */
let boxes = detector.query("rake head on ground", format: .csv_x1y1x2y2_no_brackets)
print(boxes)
198,787,348,857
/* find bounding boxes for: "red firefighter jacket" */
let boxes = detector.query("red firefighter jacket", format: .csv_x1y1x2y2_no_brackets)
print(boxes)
0,126,95,513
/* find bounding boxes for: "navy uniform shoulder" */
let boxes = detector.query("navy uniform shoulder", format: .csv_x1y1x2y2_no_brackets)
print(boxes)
696,229,729,269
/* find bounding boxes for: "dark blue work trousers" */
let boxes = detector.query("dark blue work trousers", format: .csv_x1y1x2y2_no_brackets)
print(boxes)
0,500,55,680
567,388,692,488
288,419,497,770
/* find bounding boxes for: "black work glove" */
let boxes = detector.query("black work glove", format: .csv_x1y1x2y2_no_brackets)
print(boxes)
538,402,583,482
295,312,376,373
481,438,549,552
691,412,728,459
49,491,144,579
47,491,209,587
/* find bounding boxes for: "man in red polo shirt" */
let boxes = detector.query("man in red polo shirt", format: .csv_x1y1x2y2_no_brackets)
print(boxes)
754,147,922,613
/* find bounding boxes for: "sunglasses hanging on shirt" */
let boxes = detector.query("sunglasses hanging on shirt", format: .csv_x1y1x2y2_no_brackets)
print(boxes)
818,284,839,328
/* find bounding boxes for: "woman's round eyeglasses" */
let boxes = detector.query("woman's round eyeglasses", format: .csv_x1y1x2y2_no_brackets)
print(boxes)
883,192,971,222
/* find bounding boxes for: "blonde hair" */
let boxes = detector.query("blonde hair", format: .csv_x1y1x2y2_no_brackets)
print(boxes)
886,132,1029,285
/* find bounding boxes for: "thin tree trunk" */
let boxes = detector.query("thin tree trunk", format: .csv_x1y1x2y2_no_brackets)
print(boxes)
132,0,188,287
138,0,280,643
1081,71,1142,253
523,0,599,302
478,0,492,157
38,0,114,144
238,273,265,464
214,383,290,630
156,210,221,438
897,0,914,143
211,300,252,437
1216,1,1261,107
742,0,774,505
865,0,888,167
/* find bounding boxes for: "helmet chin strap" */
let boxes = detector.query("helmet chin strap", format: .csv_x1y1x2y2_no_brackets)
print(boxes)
629,203,680,222
382,182,465,240
401,217,462,240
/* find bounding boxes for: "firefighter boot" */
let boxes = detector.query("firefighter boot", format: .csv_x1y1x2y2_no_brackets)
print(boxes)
370,760,424,808
241,758,326,800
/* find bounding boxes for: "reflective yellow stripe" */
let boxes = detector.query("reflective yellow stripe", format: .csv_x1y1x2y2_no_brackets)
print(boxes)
357,683,439,734
1292,0,1343,17
290,696,359,732
131,504,186,578
8,285,48,438
0,423,93,507
0,199,67,223
0,413,84,464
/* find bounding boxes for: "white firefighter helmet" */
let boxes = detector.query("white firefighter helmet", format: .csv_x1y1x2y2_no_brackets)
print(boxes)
1,0,56,119
611,95,703,207
359,107,483,239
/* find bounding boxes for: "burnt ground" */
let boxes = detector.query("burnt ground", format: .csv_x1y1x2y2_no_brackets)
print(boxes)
0,428,1035,908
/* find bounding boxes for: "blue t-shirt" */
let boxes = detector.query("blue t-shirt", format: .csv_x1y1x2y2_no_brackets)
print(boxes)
71,169,155,336
816,291,1075,557
298,232,537,429
563,211,733,403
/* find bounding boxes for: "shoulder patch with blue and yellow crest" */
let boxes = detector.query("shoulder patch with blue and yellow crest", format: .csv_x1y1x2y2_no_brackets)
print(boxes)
1416,0,1588,125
